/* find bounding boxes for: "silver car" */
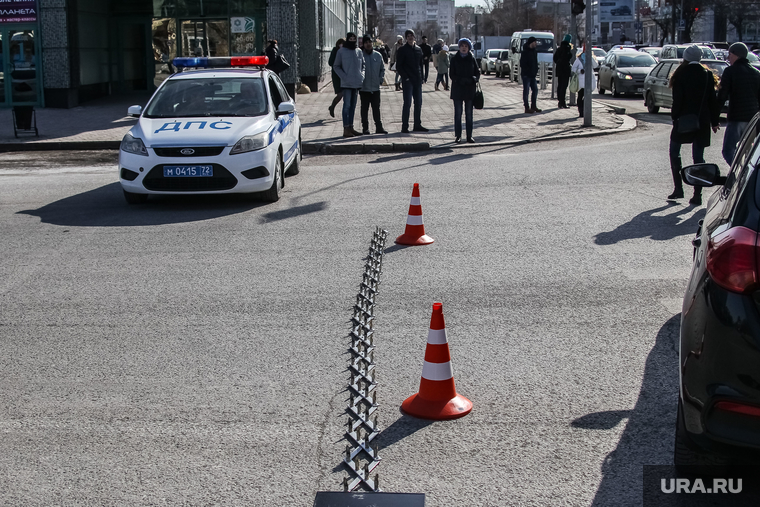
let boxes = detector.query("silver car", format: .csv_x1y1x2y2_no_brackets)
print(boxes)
643,58,727,114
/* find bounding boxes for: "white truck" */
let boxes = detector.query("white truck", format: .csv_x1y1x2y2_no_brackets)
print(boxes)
507,30,556,82
472,36,512,64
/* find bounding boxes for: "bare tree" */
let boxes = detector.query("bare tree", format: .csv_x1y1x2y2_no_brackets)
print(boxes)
709,0,760,41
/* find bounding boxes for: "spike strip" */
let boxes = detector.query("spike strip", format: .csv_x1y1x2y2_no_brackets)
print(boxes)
341,228,388,493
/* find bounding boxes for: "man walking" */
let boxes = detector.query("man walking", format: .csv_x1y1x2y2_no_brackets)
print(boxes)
420,36,433,84
396,29,429,133
333,32,366,137
360,35,388,135
717,42,760,165
520,37,542,114
390,35,404,91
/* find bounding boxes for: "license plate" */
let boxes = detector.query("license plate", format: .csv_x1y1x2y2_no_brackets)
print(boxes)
163,165,213,177
637,87,644,93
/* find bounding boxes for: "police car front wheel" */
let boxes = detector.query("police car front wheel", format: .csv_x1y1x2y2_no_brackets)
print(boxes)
261,153,283,202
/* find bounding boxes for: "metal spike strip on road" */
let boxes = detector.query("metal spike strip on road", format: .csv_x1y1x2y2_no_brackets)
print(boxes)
343,227,388,493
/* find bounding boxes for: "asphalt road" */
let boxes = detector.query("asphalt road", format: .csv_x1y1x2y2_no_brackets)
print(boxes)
0,116,730,506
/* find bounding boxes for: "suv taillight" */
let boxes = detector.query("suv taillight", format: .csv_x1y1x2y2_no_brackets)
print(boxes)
706,226,760,294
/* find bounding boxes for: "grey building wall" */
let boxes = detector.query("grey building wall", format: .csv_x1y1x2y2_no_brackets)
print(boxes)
40,0,78,107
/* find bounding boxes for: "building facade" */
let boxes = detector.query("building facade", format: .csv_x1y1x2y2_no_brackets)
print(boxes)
0,0,363,109
378,0,455,43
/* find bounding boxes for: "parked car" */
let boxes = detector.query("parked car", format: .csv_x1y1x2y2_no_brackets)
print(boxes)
747,51,760,72
639,46,661,61
676,114,760,470
598,51,657,96
643,58,727,114
481,48,508,75
493,49,512,78
660,44,716,61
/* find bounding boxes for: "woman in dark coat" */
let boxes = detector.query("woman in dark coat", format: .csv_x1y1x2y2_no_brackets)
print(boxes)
668,45,720,205
328,38,346,118
449,37,481,143
553,34,573,109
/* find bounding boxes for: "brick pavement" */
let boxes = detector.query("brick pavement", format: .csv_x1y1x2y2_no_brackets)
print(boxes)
0,73,632,152
299,74,632,152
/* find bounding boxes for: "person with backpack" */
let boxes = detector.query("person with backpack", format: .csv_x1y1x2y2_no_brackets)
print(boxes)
668,45,720,205
449,38,480,143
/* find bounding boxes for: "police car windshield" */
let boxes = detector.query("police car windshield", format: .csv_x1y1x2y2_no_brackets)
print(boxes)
144,77,268,118
522,38,553,53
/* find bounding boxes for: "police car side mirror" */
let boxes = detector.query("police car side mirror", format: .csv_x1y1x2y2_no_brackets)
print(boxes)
128,105,142,118
276,101,295,117
682,163,726,187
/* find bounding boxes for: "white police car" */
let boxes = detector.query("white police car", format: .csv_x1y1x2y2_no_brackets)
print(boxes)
119,56,301,204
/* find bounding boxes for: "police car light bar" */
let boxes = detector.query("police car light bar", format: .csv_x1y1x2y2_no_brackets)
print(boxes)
173,56,269,70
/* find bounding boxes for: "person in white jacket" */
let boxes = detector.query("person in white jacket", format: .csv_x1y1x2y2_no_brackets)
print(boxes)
572,46,597,118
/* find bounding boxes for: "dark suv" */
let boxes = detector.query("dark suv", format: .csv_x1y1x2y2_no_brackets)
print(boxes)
677,113,760,468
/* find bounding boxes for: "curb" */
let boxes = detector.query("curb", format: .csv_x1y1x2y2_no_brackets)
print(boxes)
0,141,121,152
302,111,637,154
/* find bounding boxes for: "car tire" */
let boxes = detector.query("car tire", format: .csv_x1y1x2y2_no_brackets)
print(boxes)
611,80,620,97
646,93,660,114
286,133,301,176
261,151,283,202
123,190,148,204
674,399,730,473
485,69,490,75
598,82,605,94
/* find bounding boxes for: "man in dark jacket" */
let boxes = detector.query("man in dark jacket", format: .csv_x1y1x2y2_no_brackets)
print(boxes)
420,36,433,84
396,29,429,132
553,35,573,109
449,38,480,143
520,37,541,113
717,42,760,165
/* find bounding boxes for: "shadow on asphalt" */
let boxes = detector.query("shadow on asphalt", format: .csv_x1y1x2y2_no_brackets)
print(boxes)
577,314,680,506
377,413,434,450
629,112,674,125
594,202,705,245
18,182,267,227
260,201,328,223
383,244,410,254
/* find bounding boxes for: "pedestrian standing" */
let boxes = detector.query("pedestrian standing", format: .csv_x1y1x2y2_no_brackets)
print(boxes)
327,38,345,118
390,35,404,91
360,35,388,135
449,38,480,143
553,34,573,109
433,39,443,55
265,40,279,73
420,36,433,84
376,40,389,64
668,45,720,205
571,45,596,118
520,36,541,113
435,45,450,91
333,32,366,138
396,29,429,133
716,42,760,165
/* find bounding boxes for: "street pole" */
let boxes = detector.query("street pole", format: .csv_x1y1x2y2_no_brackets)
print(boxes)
583,1,592,126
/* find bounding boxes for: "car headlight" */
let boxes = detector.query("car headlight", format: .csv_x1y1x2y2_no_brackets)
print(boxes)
230,132,268,154
616,72,633,80
120,133,148,156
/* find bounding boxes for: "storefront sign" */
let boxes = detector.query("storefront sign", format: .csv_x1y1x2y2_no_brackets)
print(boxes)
0,0,37,24
231,17,254,34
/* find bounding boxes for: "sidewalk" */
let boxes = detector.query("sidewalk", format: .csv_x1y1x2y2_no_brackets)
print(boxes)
0,75,633,153
298,74,634,153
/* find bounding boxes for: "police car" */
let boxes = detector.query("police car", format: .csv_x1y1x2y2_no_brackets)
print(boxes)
119,56,301,204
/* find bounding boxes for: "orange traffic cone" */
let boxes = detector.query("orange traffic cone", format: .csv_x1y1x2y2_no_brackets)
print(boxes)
401,302,472,420
395,183,434,246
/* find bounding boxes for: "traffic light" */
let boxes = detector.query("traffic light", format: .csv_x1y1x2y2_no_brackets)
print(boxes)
571,0,586,15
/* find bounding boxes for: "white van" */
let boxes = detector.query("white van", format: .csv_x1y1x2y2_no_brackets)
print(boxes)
507,30,555,81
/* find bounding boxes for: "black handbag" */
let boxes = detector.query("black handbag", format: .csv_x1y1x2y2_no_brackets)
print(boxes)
474,82,484,110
